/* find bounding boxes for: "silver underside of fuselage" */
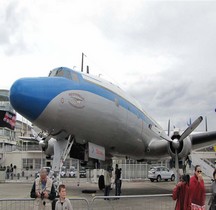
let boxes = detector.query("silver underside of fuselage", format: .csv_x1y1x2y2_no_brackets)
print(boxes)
33,90,169,160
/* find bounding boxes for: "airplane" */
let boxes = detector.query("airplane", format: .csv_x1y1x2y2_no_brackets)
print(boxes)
9,66,216,184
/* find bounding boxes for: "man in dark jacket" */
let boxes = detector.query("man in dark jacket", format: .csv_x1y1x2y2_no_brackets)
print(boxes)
115,164,121,197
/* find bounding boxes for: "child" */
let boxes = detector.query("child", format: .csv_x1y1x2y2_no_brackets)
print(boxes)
55,184,73,210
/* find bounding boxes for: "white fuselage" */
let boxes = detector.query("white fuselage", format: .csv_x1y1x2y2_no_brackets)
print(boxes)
9,67,170,160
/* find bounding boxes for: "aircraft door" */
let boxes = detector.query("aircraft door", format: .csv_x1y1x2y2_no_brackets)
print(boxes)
125,105,144,154
111,97,127,141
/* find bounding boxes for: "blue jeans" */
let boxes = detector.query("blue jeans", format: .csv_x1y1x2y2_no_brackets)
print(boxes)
104,185,110,197
115,180,121,196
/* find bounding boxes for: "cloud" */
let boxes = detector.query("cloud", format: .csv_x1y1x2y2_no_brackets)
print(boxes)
1,0,216,132
0,0,32,55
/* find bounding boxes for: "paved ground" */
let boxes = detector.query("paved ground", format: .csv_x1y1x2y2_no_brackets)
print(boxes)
0,177,180,198
0,176,212,197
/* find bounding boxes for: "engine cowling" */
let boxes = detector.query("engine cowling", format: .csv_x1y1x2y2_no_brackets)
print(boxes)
168,134,192,159
40,138,55,157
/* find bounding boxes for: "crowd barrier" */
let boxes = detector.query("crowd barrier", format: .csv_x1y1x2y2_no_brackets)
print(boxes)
0,194,212,210
92,194,175,210
0,197,90,210
92,194,211,210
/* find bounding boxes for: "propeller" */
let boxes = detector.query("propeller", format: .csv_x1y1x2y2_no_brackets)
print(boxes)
148,116,203,182
171,116,203,182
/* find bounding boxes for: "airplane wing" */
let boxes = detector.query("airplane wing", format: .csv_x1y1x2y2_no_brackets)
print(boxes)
190,130,216,150
18,136,40,142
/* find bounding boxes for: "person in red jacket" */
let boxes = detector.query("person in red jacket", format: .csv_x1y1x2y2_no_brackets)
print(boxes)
190,165,206,210
172,174,191,210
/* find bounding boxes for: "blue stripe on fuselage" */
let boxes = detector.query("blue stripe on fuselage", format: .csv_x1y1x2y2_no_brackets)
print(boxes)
79,74,153,125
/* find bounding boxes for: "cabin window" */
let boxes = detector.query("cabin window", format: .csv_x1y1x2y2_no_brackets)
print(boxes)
115,98,119,107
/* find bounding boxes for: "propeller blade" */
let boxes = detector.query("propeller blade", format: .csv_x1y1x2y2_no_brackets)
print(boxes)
179,116,203,142
175,150,179,183
160,134,173,142
168,119,170,136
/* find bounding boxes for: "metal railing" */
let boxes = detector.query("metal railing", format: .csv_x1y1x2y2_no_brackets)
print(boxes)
91,194,211,210
0,198,34,210
92,194,175,210
0,194,212,210
70,197,90,210
0,197,90,210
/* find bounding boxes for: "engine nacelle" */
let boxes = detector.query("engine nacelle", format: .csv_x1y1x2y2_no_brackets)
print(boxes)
168,136,192,159
41,138,56,157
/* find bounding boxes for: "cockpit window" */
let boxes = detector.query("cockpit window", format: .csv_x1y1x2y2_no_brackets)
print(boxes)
48,68,72,80
72,73,79,82
48,69,57,77
56,69,64,77
64,71,72,80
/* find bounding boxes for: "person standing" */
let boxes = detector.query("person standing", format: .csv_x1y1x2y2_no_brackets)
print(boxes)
55,184,73,210
209,169,216,210
104,166,112,200
115,164,121,197
30,168,56,210
119,168,122,195
172,174,191,210
190,165,206,210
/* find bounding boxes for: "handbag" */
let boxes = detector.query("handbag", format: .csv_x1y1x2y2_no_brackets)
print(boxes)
191,203,205,210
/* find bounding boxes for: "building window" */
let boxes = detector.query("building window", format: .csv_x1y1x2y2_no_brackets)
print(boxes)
35,159,45,170
0,128,3,136
22,158,33,169
64,159,70,169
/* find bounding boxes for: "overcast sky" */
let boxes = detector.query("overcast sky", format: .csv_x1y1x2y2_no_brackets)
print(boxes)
1,0,216,132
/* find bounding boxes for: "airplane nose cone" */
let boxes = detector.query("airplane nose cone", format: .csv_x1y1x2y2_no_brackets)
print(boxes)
10,78,51,122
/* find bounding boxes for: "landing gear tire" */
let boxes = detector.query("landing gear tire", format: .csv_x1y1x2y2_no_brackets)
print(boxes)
171,174,175,181
98,175,105,190
156,175,161,182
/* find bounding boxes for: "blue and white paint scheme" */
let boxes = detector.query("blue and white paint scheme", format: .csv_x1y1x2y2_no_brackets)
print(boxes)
9,67,216,170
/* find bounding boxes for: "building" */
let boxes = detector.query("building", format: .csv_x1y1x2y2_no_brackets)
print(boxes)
0,89,45,176
0,89,16,167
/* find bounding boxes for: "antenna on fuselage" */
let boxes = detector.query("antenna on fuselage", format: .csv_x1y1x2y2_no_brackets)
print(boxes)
87,65,89,74
81,52,87,72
